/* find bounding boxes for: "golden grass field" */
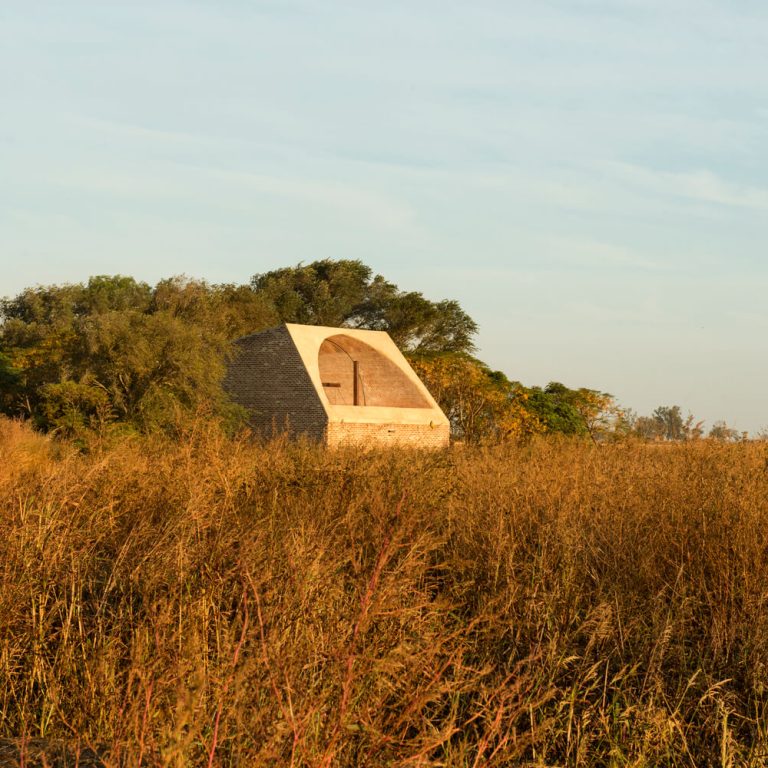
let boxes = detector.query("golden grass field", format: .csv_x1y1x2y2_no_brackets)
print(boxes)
1,417,767,767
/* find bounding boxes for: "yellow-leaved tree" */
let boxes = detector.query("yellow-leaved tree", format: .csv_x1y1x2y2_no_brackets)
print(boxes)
409,353,544,443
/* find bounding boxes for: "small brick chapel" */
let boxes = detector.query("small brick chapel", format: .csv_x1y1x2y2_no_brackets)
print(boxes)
224,323,450,448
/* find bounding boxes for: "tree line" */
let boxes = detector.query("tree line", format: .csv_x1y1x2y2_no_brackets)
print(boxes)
0,260,756,443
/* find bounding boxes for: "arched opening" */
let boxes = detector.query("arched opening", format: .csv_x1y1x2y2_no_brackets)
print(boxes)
318,335,430,408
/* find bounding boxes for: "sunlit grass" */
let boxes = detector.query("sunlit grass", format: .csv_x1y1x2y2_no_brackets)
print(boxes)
1,417,767,766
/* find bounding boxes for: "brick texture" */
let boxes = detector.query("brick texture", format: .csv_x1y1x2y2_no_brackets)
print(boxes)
224,326,328,441
318,335,429,408
326,421,450,449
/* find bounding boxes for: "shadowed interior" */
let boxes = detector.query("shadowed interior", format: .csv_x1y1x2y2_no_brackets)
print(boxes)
318,334,430,408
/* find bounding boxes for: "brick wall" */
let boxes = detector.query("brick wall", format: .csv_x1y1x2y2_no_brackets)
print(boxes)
224,326,328,441
318,335,429,408
326,421,450,449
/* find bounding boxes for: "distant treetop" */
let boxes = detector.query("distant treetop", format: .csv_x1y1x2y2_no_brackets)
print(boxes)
252,259,478,354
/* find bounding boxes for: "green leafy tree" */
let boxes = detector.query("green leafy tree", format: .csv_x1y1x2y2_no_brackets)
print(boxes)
650,405,703,441
75,275,153,315
611,407,641,440
151,276,278,339
517,382,620,442
708,420,741,442
652,405,686,440
627,405,704,441
0,350,20,412
1,276,242,434
38,379,113,439
252,260,372,327
632,415,664,440
523,383,581,436
252,260,478,354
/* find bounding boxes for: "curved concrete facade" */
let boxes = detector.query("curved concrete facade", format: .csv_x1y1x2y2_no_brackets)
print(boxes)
225,323,450,448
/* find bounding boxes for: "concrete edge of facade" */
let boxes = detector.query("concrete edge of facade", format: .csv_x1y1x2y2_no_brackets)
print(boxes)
284,323,450,429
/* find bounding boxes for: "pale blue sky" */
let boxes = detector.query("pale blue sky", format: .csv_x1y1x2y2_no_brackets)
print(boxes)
2,1,767,431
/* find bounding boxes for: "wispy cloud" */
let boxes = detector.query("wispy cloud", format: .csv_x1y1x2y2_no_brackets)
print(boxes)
539,235,668,271
614,163,768,211
72,116,210,146
3,0,768,430
202,168,416,231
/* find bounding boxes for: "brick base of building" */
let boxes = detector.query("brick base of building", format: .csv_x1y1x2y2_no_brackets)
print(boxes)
326,421,450,449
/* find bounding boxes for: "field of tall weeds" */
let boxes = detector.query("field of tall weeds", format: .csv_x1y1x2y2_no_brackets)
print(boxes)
1,417,768,767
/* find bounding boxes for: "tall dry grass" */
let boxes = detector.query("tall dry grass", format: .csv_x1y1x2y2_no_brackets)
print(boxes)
1,417,767,766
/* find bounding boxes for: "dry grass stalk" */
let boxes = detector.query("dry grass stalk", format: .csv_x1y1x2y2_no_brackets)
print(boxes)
1,417,767,766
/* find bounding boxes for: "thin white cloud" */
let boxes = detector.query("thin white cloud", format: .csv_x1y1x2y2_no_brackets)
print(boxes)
539,235,668,271
72,116,210,146
3,0,768,432
202,168,416,232
614,163,768,211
